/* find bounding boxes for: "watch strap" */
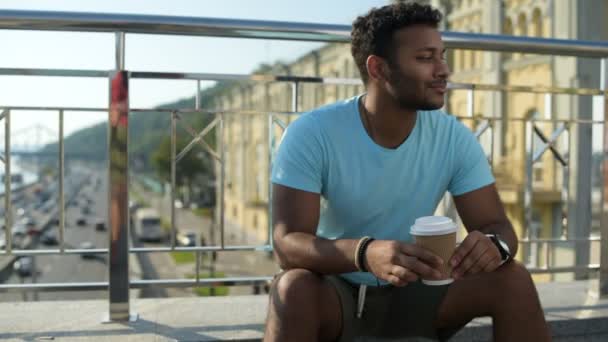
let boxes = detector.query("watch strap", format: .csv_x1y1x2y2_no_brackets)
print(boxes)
486,234,511,263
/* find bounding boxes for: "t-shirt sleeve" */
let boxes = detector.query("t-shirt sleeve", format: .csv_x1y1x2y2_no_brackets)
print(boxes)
271,115,324,194
448,120,495,196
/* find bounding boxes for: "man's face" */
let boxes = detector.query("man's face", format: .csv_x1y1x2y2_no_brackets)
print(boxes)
382,24,450,111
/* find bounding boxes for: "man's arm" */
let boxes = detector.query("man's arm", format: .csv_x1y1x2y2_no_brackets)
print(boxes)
272,183,443,284
449,183,518,278
272,183,360,274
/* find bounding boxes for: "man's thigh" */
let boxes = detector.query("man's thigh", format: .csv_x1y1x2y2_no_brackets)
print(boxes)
434,261,529,330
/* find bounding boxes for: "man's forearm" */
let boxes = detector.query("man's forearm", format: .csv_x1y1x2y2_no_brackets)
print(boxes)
275,232,360,274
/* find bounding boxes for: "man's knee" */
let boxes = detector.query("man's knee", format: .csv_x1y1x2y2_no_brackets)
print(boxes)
495,261,536,297
272,268,323,305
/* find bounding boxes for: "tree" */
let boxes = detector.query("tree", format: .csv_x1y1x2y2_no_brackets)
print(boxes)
151,135,214,189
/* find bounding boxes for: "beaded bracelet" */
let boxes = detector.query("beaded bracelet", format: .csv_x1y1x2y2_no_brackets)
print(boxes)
357,237,375,272
354,236,371,271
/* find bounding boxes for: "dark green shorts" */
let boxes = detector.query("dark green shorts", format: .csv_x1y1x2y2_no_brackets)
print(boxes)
326,275,467,341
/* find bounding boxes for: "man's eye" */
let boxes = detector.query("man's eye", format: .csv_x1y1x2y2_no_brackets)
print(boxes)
417,56,433,61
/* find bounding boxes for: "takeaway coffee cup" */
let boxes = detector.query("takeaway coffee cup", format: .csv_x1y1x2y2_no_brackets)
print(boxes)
410,216,458,286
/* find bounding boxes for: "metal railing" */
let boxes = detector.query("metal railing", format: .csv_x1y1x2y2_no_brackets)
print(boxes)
1,10,608,321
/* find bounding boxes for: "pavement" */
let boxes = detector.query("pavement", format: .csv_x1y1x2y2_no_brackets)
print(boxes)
1,279,608,341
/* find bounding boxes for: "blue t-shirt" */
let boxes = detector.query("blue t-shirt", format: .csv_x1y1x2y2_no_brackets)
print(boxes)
271,95,495,285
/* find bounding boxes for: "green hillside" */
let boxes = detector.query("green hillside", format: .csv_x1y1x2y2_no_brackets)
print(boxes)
42,80,237,171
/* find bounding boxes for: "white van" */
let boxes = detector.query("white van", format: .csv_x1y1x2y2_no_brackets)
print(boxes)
133,208,163,242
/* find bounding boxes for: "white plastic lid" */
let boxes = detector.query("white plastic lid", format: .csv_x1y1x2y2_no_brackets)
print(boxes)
410,216,457,236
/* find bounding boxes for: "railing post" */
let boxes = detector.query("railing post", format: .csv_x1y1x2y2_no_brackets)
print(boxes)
3,109,12,254
599,57,608,296
524,119,536,267
106,32,136,322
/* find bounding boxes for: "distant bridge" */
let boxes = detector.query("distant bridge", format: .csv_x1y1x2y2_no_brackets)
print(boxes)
1,124,58,158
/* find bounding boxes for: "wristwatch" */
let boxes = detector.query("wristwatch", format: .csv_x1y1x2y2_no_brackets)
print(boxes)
486,234,511,265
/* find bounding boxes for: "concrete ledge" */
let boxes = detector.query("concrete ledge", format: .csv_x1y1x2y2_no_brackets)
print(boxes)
1,280,607,341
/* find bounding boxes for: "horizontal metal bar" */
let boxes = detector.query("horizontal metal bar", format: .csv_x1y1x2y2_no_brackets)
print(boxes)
2,105,606,125
0,68,107,78
131,276,273,288
527,265,600,274
448,82,604,96
0,282,107,292
0,10,350,42
442,31,608,57
1,66,603,96
0,68,363,86
0,244,274,256
132,71,363,85
3,10,608,57
130,244,273,253
0,248,108,256
520,237,601,243
1,106,108,112
456,116,604,125
0,105,296,117
1,266,600,291
0,277,274,292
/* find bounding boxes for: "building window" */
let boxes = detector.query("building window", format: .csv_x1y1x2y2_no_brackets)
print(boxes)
515,13,527,59
453,50,462,71
503,18,514,60
463,50,472,70
531,8,543,37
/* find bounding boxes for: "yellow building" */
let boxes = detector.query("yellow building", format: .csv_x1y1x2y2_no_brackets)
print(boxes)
214,0,606,279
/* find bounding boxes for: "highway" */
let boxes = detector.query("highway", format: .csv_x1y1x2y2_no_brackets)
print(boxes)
0,167,109,302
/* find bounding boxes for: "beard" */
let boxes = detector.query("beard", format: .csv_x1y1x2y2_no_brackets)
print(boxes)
386,63,444,111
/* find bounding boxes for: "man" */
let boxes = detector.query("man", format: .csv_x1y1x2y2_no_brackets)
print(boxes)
264,2,551,341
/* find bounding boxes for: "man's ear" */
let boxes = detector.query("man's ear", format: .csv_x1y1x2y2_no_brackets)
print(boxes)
366,55,389,84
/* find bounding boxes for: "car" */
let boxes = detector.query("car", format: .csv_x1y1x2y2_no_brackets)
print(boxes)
79,241,96,259
95,219,106,231
76,218,87,226
177,232,197,247
12,224,27,237
21,217,40,235
1,237,22,250
15,208,25,217
13,256,33,277
40,231,58,246
174,199,184,209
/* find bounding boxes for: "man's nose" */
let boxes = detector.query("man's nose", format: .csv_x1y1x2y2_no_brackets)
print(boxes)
435,59,450,79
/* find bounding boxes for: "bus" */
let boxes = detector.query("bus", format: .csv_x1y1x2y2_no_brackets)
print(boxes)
133,208,164,242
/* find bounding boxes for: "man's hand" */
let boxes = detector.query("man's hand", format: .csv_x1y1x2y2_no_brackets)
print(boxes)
363,240,444,286
449,231,502,280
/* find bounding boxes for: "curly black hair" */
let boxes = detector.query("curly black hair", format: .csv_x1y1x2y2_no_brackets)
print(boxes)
351,2,443,84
